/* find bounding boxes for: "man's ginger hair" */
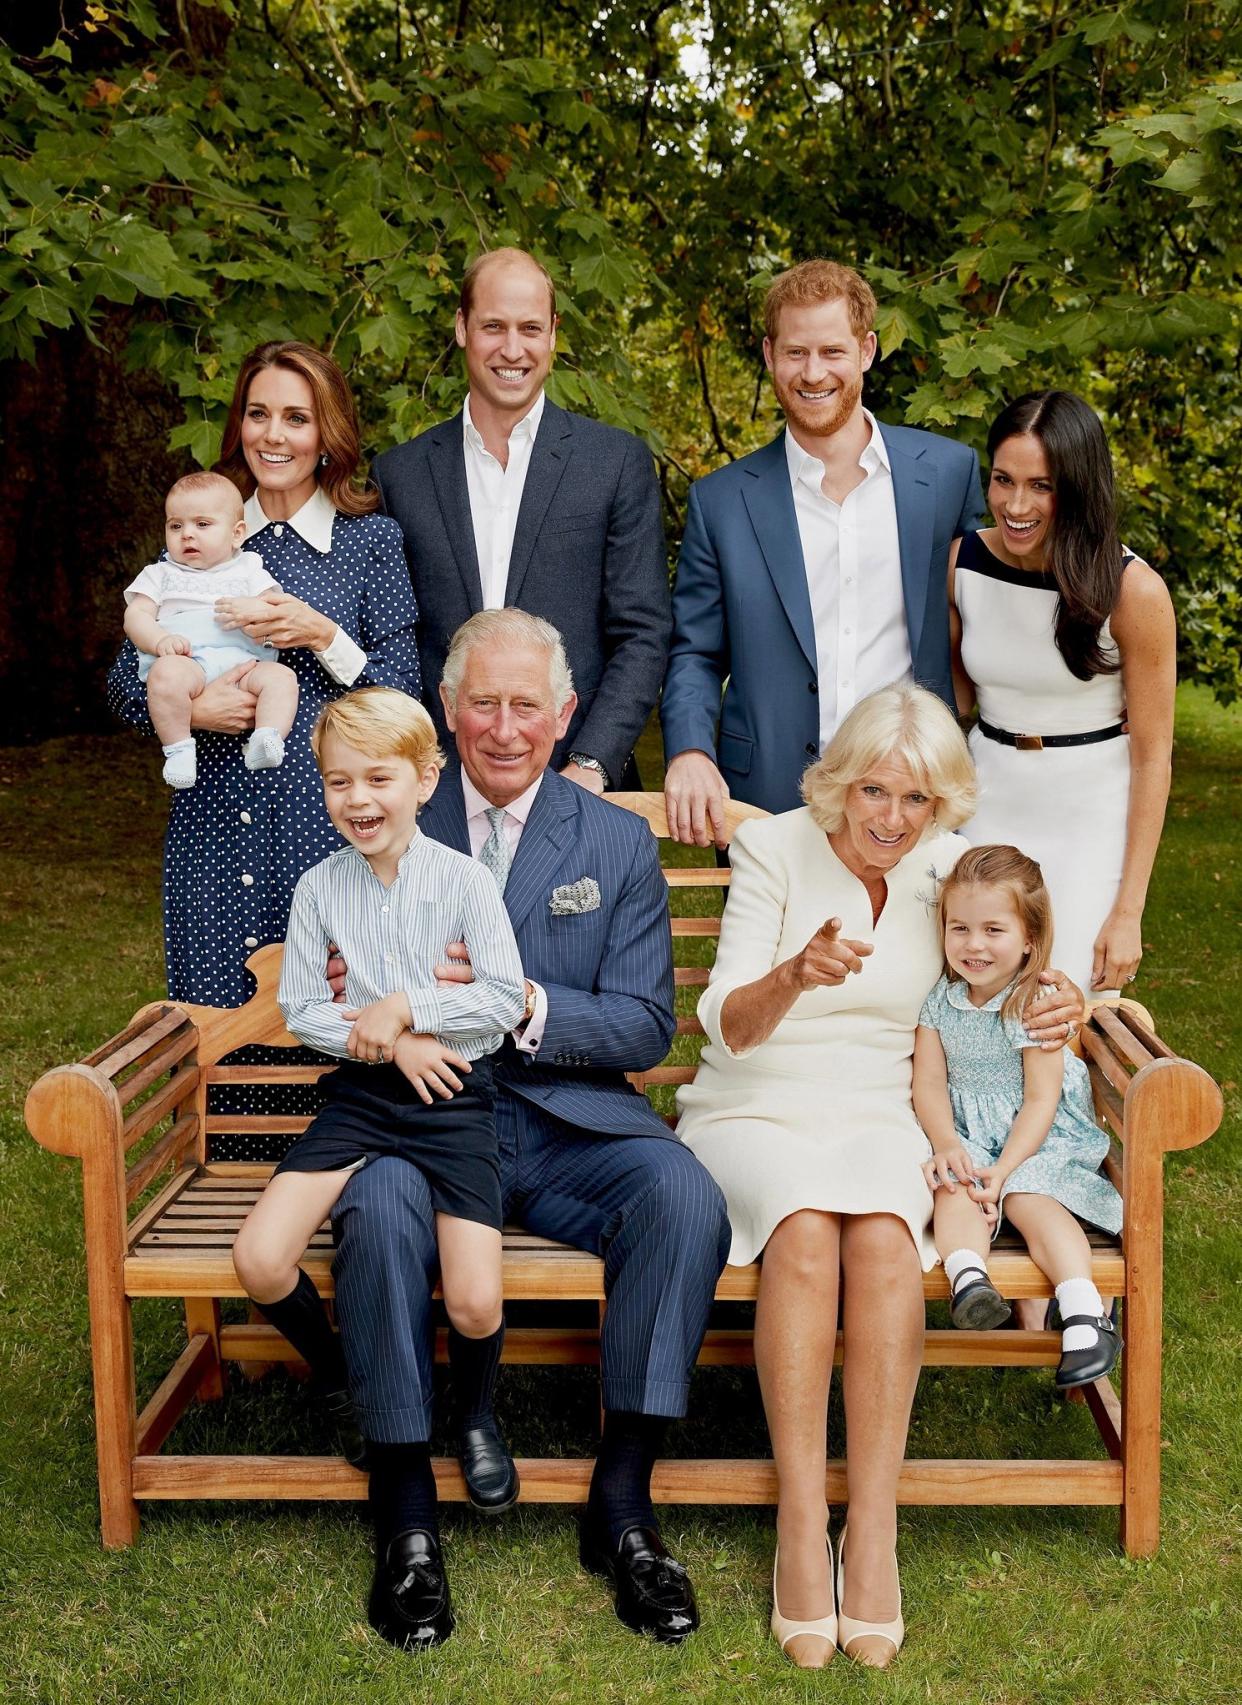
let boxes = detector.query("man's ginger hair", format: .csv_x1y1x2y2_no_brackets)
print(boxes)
763,259,877,344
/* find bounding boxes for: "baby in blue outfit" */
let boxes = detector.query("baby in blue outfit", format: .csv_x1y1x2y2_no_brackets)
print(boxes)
123,470,299,788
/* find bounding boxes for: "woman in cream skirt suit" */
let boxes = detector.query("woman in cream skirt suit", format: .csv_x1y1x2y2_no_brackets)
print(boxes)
677,684,1082,1670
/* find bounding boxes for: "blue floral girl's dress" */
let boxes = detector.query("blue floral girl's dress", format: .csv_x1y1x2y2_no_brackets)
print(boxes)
917,974,1122,1235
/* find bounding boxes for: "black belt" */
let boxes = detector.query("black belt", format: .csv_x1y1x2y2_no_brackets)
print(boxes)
977,716,1127,751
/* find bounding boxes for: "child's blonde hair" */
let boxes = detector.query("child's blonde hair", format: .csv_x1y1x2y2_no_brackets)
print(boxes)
166,469,243,517
312,687,445,773
938,844,1054,1021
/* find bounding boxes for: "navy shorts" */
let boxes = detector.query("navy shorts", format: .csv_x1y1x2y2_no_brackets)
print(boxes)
276,1055,501,1230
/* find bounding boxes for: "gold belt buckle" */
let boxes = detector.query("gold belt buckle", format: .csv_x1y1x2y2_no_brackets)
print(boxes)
1015,734,1044,751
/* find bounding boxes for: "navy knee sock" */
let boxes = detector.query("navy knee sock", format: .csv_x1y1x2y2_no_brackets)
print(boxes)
255,1268,347,1393
587,1410,668,1545
447,1322,505,1430
367,1440,439,1553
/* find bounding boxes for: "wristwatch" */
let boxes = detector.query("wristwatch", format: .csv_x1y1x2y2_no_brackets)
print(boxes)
568,751,611,787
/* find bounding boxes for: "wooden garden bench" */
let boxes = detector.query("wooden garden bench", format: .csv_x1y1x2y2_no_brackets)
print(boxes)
25,794,1221,1555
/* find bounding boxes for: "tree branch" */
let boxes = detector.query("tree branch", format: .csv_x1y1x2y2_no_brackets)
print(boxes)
695,335,734,461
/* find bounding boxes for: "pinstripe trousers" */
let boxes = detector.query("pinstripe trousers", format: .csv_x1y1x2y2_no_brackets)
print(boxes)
331,1094,731,1443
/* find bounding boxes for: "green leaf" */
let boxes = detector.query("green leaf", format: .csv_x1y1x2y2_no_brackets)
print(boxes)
1154,153,1207,194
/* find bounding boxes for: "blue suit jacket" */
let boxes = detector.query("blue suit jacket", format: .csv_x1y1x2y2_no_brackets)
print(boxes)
418,769,676,1139
660,423,984,815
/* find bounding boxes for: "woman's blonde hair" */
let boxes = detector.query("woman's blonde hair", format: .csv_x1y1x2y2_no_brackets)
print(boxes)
938,844,1054,1021
312,688,445,772
800,683,976,833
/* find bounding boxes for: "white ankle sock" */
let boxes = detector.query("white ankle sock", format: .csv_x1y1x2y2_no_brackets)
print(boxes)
1056,1278,1105,1351
245,727,286,771
944,1248,989,1295
162,738,196,788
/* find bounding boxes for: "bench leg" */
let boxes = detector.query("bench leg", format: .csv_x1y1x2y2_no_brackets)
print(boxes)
1120,1290,1162,1557
92,1289,140,1547
185,1298,225,1400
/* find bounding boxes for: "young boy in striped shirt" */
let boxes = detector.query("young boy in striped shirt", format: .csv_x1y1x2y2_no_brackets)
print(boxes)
232,686,526,1521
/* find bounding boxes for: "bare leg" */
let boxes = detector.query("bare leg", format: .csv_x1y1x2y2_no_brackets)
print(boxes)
1002,1193,1094,1286
233,1168,357,1304
753,1209,840,1668
436,1215,504,1339
145,654,206,747
245,659,300,739
839,1212,924,1665
933,1185,992,1266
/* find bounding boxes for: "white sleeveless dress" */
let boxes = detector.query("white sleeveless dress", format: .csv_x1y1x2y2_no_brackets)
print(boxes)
957,530,1131,993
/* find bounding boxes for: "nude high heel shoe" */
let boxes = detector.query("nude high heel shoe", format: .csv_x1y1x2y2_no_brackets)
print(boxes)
771,1539,837,1665
836,1526,904,1667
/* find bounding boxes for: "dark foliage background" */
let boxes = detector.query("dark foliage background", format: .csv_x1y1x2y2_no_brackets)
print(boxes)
2,0,1239,737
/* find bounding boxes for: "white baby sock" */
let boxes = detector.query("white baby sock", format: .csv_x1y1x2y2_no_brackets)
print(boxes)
245,727,286,771
1056,1277,1106,1351
162,738,197,789
944,1248,989,1294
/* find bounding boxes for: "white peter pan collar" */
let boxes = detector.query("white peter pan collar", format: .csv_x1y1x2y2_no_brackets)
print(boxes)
243,484,337,554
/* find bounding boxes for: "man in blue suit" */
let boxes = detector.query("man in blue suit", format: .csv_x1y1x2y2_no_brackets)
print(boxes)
662,258,983,843
332,610,730,1652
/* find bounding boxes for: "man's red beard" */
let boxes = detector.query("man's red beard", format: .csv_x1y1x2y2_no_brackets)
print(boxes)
773,367,864,440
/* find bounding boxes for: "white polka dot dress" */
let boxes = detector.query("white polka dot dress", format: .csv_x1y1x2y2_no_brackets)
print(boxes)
107,507,421,1157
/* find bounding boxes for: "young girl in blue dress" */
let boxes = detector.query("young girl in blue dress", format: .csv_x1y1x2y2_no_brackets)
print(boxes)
913,843,1123,1388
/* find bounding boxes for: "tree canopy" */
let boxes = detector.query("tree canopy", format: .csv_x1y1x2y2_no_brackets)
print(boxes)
2,0,1239,725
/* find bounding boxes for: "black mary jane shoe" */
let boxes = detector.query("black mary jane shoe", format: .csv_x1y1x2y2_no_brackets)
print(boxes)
949,1271,1012,1331
367,1529,455,1651
1055,1313,1123,1389
310,1383,369,1470
458,1419,520,1513
579,1521,700,1644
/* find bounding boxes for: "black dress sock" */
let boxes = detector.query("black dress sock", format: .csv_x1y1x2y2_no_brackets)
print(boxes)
367,1440,439,1552
255,1268,347,1392
447,1322,505,1430
587,1410,669,1546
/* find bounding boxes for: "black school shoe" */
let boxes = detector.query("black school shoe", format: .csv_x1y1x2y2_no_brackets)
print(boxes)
367,1529,455,1651
949,1271,1012,1330
579,1521,700,1643
458,1418,520,1512
1055,1313,1123,1389
311,1382,369,1470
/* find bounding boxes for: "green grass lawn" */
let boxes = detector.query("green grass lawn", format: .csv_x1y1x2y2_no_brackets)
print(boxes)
1,687,1238,1704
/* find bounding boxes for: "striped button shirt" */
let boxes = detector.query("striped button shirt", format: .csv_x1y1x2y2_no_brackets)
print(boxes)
278,830,526,1061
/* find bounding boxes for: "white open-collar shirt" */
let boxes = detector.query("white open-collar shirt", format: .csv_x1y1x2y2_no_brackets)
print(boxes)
784,410,909,750
463,390,546,609
460,768,548,1054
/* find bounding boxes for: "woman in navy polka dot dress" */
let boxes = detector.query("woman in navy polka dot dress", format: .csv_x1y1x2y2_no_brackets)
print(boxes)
108,342,420,1155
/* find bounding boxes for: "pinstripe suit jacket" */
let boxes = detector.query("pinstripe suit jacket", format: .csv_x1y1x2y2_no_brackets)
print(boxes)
418,769,677,1139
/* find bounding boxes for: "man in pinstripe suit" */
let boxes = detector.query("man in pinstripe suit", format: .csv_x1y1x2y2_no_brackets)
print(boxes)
331,610,731,1649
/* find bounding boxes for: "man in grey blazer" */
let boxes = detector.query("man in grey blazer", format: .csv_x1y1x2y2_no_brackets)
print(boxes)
661,258,984,843
373,247,671,792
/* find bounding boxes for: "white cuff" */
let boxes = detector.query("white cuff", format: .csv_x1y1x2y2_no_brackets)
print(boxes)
314,625,367,686
514,981,548,1054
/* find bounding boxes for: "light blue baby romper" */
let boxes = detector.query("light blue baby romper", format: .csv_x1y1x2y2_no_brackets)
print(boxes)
918,974,1122,1234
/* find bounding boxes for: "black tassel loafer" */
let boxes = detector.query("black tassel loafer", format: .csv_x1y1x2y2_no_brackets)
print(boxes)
579,1521,700,1643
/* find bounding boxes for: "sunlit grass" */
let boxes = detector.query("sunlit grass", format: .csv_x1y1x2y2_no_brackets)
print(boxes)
1,688,1238,1703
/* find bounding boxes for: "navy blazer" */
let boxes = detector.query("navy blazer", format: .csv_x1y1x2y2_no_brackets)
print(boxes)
660,423,983,815
373,400,672,785
418,769,676,1140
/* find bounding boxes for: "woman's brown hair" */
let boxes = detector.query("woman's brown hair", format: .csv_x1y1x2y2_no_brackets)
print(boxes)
216,341,379,517
938,844,1054,1023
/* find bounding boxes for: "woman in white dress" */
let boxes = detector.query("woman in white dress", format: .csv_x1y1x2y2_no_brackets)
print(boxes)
677,685,1081,1670
949,391,1176,995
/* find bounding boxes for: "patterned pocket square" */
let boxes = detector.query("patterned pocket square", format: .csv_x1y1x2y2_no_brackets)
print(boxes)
549,877,601,916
